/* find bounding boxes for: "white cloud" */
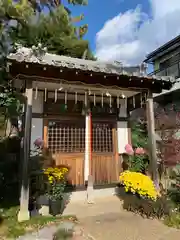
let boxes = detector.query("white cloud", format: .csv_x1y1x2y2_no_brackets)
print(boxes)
95,0,180,65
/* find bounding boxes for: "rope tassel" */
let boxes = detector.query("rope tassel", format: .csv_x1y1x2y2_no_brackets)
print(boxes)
34,86,38,100
54,89,57,102
44,88,47,102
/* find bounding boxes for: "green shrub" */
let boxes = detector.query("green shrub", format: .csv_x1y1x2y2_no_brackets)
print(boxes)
164,211,180,228
168,164,180,205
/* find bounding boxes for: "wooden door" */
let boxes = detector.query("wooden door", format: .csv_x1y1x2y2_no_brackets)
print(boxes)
45,119,85,186
91,121,120,185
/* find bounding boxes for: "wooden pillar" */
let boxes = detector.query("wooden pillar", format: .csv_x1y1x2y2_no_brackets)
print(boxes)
43,119,48,148
84,105,94,203
89,112,92,174
84,112,90,182
18,80,33,222
146,91,159,188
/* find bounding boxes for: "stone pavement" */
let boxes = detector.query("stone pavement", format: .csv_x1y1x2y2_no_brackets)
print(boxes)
17,221,92,240
16,196,180,240
63,196,180,240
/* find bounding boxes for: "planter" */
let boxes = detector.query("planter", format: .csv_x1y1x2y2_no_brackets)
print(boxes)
49,199,62,216
117,186,170,219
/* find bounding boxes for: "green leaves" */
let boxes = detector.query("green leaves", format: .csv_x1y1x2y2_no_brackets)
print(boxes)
13,5,94,59
47,182,66,201
0,91,23,118
127,155,149,173
0,0,93,122
131,121,148,149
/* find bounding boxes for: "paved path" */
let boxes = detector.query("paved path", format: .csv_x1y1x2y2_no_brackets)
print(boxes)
17,221,91,240
63,196,180,240
17,196,180,240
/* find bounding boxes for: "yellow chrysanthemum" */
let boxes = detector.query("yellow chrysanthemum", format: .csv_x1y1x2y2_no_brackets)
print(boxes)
44,167,68,184
119,171,158,201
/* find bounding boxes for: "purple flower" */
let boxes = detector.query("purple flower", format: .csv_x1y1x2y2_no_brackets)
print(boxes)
34,138,43,148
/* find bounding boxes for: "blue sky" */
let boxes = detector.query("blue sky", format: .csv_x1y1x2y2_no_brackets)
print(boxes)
68,0,150,51
66,0,180,65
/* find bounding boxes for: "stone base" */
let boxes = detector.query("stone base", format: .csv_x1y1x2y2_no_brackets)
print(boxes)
18,209,30,222
39,205,50,216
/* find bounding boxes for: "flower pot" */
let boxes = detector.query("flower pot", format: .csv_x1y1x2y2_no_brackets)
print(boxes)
49,199,62,216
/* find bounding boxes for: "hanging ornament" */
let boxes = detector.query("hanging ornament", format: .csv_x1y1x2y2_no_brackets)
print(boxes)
94,93,96,106
44,88,47,102
34,86,38,100
85,91,87,107
122,93,125,99
117,95,120,108
145,92,147,102
54,89,57,102
101,93,104,107
65,90,68,109
75,92,77,104
133,95,135,108
125,97,127,110
140,93,143,108
109,94,113,113
109,94,112,108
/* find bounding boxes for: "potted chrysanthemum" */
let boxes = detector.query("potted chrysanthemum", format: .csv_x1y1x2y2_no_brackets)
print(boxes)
119,171,158,200
44,167,68,216
118,171,168,218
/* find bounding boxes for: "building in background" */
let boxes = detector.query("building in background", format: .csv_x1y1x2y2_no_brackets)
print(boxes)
144,35,180,168
145,34,180,101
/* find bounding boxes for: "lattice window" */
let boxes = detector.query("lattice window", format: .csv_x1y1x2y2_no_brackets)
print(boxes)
48,121,85,153
92,123,113,153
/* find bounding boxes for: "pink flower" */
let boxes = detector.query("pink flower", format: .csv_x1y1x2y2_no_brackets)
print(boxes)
34,138,43,148
125,144,134,155
135,147,145,155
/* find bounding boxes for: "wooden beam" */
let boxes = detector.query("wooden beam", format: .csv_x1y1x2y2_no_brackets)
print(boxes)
18,80,33,222
9,61,172,92
146,91,159,188
43,119,48,148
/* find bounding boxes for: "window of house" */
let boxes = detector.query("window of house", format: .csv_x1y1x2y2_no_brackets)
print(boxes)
167,63,179,77
159,53,180,70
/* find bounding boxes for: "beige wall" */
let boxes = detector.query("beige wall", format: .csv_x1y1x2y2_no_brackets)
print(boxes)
31,91,43,150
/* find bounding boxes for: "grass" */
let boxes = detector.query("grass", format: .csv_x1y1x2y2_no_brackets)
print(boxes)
164,211,180,229
0,206,77,239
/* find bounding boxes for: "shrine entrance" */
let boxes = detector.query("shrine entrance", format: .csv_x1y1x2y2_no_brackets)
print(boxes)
43,91,120,187
47,119,85,186
91,121,119,185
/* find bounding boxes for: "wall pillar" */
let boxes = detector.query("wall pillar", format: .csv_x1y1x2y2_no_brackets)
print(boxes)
146,91,159,188
18,80,33,222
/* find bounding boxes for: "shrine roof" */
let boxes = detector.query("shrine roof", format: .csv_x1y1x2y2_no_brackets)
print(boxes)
7,45,175,85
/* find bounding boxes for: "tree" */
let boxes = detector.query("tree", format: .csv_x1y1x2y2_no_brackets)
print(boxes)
155,103,180,166
11,5,94,59
0,0,94,137
15,0,89,38
154,102,180,190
